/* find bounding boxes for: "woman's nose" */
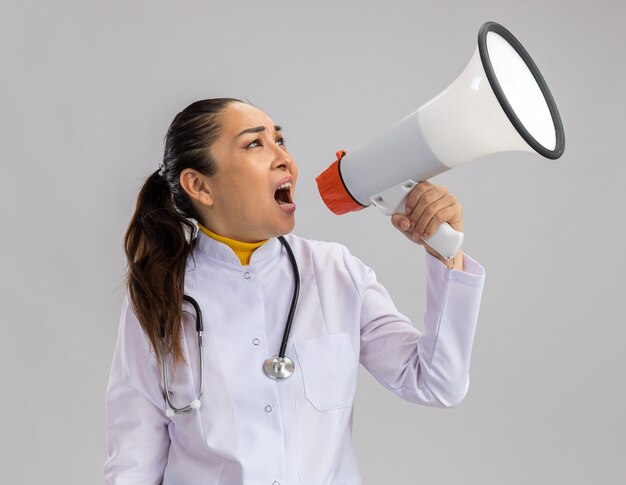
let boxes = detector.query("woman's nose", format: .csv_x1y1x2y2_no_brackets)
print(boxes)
271,148,293,171
274,158,291,171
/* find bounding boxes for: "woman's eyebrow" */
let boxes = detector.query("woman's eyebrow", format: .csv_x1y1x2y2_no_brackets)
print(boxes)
236,125,282,137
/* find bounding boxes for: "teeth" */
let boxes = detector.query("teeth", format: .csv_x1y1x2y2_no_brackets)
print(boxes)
275,181,293,207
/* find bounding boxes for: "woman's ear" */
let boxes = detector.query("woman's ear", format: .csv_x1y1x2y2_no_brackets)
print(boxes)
179,168,215,207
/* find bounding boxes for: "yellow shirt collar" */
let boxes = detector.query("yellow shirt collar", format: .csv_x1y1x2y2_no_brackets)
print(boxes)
198,223,267,266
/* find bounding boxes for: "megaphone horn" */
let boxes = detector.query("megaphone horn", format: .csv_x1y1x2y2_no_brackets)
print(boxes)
316,21,565,260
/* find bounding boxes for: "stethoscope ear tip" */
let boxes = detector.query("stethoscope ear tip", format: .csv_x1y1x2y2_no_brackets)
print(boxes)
190,400,201,409
183,217,199,243
165,407,176,417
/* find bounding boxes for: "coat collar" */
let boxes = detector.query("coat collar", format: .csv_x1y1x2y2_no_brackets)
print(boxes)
193,230,283,267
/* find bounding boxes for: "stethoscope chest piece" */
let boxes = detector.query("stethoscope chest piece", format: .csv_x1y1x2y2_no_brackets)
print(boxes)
164,236,300,417
263,355,294,379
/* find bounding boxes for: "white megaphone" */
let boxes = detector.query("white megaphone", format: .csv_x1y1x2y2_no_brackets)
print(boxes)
316,21,565,260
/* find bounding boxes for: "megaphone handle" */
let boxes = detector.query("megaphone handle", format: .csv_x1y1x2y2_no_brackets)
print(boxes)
421,222,464,261
370,180,464,260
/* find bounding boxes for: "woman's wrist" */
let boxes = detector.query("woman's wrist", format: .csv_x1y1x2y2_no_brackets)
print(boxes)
425,245,464,271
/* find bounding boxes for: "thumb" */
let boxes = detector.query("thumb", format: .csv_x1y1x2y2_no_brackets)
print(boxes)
391,213,425,246
390,213,411,233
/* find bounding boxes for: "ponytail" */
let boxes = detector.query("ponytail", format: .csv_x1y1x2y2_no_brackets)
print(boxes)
123,97,242,369
124,170,196,368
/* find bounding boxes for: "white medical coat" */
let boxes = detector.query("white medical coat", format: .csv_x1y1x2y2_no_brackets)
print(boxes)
105,232,486,485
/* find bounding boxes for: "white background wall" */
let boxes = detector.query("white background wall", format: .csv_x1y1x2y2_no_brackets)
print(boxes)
1,0,624,483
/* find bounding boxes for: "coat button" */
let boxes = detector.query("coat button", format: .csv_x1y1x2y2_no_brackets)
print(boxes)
243,271,251,279
252,338,260,345
265,405,272,413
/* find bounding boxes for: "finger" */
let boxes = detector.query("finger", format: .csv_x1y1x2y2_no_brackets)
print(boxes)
404,181,435,216
412,194,455,239
406,184,448,223
390,213,426,245
406,187,447,231
421,202,459,240
390,213,411,232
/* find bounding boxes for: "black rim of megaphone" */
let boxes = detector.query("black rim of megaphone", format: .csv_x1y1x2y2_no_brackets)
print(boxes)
478,21,565,159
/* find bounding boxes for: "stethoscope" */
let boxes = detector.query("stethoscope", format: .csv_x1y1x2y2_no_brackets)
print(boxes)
162,235,300,417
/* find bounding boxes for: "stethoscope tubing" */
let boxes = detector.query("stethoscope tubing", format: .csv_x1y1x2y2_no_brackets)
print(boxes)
162,235,299,415
161,295,205,415
277,236,300,358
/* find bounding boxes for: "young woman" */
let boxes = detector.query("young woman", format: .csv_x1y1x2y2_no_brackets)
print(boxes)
104,98,486,484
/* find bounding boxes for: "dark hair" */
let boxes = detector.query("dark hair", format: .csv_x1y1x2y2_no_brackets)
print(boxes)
124,98,243,368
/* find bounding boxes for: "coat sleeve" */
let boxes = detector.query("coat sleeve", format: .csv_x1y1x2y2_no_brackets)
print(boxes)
343,247,486,408
104,293,170,484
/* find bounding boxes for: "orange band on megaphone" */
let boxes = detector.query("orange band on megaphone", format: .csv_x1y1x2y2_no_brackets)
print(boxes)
315,150,367,215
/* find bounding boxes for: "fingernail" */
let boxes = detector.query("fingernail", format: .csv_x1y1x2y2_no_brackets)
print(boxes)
421,232,428,240
400,220,410,231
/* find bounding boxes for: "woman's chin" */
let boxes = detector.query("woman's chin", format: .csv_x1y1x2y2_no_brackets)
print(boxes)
271,217,295,238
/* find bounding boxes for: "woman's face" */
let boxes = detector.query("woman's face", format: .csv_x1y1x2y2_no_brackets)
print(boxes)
190,102,298,242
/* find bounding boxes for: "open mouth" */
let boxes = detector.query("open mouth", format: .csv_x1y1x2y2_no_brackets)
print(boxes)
274,183,294,206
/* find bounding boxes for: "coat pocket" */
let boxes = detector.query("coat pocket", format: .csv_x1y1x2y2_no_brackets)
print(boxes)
293,332,358,411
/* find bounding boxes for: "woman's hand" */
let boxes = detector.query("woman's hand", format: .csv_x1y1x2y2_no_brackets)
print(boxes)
390,181,464,267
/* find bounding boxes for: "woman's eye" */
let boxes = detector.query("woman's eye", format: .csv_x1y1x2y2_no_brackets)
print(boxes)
246,139,261,149
276,137,286,146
